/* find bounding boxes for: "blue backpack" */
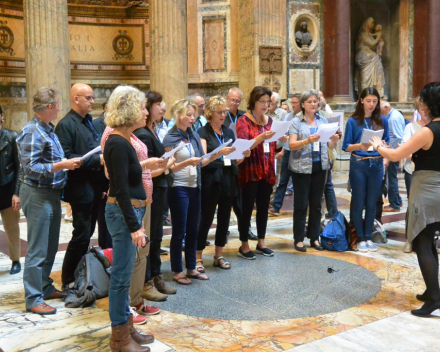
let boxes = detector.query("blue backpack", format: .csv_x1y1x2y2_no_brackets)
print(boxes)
320,211,349,252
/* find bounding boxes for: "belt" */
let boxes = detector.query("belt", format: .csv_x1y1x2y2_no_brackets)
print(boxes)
352,153,383,160
107,196,147,209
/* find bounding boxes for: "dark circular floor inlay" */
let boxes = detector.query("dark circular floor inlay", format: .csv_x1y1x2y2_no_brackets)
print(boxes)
156,251,381,321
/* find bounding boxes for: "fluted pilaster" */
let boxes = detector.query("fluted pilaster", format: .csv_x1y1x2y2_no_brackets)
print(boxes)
149,0,188,114
24,0,71,119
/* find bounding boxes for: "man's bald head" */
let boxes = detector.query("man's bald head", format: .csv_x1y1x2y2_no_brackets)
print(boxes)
380,100,391,116
70,83,94,117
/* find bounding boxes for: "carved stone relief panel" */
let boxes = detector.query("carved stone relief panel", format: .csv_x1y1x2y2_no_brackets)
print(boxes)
0,16,24,60
259,46,283,74
203,16,226,72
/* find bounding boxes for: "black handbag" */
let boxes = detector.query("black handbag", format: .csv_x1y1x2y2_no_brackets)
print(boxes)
164,169,174,187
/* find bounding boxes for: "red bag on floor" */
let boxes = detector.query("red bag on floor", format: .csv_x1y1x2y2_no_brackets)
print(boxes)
103,248,113,266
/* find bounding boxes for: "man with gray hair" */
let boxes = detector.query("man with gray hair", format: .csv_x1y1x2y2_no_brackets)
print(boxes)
16,87,82,315
268,91,288,121
188,93,207,131
380,100,405,212
224,87,245,129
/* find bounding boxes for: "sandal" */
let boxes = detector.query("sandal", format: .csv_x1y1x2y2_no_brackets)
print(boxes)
173,275,192,285
213,256,231,270
196,260,205,273
187,272,209,280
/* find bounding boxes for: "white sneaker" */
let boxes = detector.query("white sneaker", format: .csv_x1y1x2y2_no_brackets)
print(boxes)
403,241,412,253
366,240,377,252
358,241,368,252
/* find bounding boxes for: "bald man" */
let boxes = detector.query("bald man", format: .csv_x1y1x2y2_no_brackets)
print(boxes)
380,101,405,212
55,83,107,289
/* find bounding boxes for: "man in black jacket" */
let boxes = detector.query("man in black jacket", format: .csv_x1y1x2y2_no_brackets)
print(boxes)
55,83,106,288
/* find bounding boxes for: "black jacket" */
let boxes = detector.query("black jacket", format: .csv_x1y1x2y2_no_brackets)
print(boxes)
55,109,105,204
0,128,21,196
92,114,110,193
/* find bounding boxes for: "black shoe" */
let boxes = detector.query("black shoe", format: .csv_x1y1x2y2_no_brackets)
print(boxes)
411,300,440,317
238,247,256,260
163,219,171,226
310,241,324,251
247,230,258,241
9,261,21,275
255,245,274,257
294,243,307,252
160,248,169,255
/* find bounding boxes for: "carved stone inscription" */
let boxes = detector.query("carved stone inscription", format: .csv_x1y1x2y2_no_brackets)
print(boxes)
259,46,283,73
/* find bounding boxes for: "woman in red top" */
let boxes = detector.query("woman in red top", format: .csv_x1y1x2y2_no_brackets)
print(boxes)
237,86,287,259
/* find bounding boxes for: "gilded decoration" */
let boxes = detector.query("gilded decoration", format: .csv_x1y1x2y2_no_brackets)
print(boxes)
0,20,14,56
112,30,134,60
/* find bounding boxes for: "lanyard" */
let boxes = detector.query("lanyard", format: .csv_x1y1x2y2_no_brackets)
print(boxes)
154,122,163,136
304,114,319,130
252,112,269,159
177,129,192,158
364,119,371,130
228,112,237,124
213,129,225,160
251,112,266,133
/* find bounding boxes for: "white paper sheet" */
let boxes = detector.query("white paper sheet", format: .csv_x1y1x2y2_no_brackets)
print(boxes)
224,139,254,160
80,146,102,160
229,123,237,139
316,122,340,143
326,116,341,125
202,139,233,159
360,129,384,144
265,121,292,143
161,141,187,158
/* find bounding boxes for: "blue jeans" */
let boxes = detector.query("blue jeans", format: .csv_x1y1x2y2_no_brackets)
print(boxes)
105,202,145,327
324,162,339,217
349,155,384,241
273,150,293,212
21,184,62,310
168,187,201,273
387,161,402,209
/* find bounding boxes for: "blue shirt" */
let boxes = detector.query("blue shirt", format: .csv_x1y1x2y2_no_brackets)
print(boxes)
342,116,390,157
387,108,405,149
16,116,67,189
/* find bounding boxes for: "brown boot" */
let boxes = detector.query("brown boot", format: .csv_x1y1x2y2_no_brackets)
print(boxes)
128,315,154,345
142,280,168,301
154,275,177,294
110,323,150,352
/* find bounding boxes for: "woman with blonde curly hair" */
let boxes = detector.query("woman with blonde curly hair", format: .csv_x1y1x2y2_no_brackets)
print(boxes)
163,99,220,284
196,96,250,271
103,85,167,351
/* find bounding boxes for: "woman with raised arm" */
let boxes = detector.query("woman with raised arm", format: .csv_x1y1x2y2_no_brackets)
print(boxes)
369,82,440,317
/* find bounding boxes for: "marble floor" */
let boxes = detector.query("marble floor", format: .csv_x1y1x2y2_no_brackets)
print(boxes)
0,171,439,352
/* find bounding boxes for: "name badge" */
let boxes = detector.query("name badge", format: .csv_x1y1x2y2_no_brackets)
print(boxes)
313,142,320,152
263,143,270,153
164,169,169,175
367,146,374,152
224,158,231,166
189,166,197,176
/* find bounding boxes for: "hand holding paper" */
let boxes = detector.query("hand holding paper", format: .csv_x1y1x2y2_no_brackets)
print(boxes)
202,139,233,159
80,146,102,160
360,129,384,144
161,141,187,159
316,123,340,143
224,139,255,160
265,121,292,143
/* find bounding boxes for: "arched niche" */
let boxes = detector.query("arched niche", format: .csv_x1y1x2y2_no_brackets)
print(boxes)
290,10,319,59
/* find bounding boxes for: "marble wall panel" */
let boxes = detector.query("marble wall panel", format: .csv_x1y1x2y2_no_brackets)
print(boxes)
289,68,320,94
203,17,226,72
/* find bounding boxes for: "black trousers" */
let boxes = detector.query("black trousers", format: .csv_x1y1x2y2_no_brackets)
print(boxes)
145,187,166,282
61,188,102,286
413,222,440,302
197,185,234,251
292,162,326,244
97,195,112,250
239,180,273,242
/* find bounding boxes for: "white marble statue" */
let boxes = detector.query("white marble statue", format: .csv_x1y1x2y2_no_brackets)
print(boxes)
355,17,386,99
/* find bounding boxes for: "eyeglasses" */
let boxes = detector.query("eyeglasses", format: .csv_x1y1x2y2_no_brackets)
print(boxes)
291,101,300,105
258,100,271,105
198,104,205,109
230,99,241,105
305,101,318,105
214,110,227,115
77,95,95,102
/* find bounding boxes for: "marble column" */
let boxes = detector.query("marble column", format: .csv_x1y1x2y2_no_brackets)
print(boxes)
24,0,71,119
149,0,188,116
333,0,351,101
426,0,440,82
238,0,287,105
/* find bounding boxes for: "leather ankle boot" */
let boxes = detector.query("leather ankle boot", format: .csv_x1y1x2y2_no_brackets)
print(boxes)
154,275,177,294
128,315,154,345
142,280,168,301
109,323,150,352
